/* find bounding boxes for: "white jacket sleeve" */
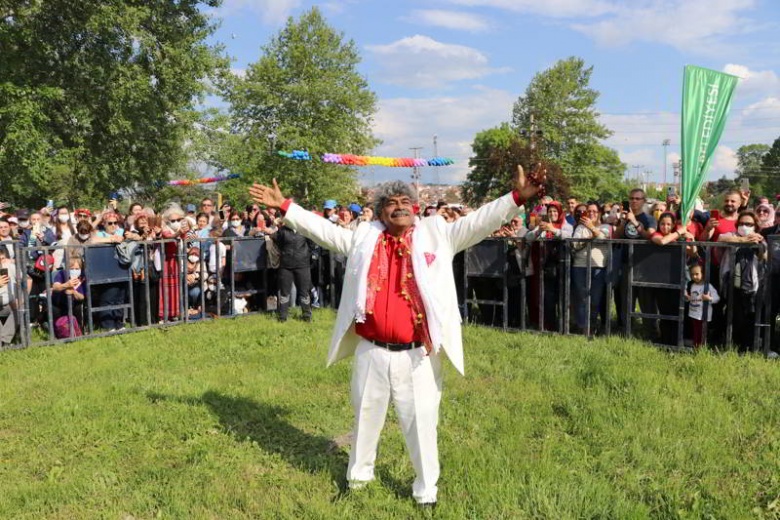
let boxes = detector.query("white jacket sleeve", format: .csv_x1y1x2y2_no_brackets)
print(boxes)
283,202,354,257
446,192,523,253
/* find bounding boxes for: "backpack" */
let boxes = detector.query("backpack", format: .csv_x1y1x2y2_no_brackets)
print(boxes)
54,315,82,339
115,241,146,279
733,247,761,294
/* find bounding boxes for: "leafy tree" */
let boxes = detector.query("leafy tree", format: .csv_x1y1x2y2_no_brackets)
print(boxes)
224,7,379,207
735,143,770,195
462,124,566,206
0,0,227,208
510,57,626,201
761,137,780,197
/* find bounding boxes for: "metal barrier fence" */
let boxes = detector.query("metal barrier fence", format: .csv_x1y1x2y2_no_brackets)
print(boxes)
0,235,777,355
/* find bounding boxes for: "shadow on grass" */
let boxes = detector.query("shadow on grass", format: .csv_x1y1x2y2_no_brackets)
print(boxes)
147,390,351,495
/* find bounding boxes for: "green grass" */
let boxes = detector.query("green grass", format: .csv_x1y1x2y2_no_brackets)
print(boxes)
1,311,779,519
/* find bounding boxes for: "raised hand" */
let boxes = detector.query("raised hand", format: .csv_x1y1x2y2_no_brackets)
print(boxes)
513,163,547,201
249,179,286,210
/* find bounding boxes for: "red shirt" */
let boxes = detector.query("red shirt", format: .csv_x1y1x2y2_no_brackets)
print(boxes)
355,232,420,344
710,217,737,242
280,191,526,343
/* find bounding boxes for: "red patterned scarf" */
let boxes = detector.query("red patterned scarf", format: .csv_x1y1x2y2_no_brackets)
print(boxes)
364,227,432,353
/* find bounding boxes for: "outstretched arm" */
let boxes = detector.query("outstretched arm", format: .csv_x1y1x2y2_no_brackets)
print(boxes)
249,179,353,256
448,164,545,253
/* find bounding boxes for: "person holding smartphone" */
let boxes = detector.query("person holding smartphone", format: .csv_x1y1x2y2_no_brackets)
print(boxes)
0,244,18,346
614,189,658,335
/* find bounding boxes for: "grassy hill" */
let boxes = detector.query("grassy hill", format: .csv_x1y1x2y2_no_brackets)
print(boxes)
1,311,779,519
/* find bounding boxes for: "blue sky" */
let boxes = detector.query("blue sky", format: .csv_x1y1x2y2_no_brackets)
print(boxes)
205,0,780,188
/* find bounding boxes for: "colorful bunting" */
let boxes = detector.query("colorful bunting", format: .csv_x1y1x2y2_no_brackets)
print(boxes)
277,150,455,167
168,174,240,186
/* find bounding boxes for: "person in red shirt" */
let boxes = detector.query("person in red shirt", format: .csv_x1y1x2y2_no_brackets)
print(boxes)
699,190,741,243
249,165,544,507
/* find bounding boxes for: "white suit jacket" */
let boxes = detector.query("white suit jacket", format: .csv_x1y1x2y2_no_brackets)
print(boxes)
283,192,522,375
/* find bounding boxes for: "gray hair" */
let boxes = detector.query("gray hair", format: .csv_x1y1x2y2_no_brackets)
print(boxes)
373,181,418,216
161,203,185,223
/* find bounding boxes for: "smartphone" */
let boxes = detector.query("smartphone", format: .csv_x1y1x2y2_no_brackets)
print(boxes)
740,178,750,192
0,268,8,278
710,209,720,220
666,186,676,199
541,214,551,223
622,200,629,211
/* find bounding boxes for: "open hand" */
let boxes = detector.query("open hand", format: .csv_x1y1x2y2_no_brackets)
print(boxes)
513,164,547,201
249,179,286,210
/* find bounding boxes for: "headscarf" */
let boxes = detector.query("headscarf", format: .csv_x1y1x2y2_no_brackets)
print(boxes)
546,201,565,230
755,203,774,229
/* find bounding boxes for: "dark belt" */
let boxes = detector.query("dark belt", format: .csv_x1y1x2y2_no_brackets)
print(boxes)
369,339,422,352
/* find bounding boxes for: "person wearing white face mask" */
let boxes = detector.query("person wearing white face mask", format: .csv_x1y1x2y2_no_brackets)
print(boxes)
718,210,767,352
223,210,246,238
158,205,187,322
50,256,87,336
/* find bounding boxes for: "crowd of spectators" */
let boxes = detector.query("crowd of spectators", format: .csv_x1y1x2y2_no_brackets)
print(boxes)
0,187,778,355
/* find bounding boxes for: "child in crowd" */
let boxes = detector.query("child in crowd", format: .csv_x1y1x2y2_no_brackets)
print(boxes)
684,263,720,348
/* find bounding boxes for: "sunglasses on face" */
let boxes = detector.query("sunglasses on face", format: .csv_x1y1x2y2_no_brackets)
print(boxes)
105,221,118,225
169,218,182,223
758,209,770,213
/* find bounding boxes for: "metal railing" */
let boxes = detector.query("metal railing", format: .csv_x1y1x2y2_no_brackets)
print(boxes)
0,234,777,355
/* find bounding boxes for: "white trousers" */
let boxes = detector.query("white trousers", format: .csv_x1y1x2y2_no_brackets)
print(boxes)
347,339,443,504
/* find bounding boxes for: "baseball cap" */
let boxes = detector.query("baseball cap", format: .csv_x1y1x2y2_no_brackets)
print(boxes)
186,204,196,213
348,203,362,213
323,199,337,210
75,208,92,218
15,209,30,220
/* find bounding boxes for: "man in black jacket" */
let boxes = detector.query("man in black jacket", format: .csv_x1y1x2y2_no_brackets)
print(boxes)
273,222,313,322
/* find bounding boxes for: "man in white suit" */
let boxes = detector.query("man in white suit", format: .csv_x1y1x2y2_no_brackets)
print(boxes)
249,166,543,506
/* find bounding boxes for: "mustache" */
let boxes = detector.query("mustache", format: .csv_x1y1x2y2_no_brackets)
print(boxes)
391,209,411,218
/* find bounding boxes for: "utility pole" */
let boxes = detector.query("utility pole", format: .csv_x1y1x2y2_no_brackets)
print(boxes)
662,139,671,187
673,161,682,191
432,135,440,186
410,146,423,196
631,164,644,184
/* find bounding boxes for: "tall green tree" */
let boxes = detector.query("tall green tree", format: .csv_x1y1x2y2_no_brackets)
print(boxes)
462,124,567,206
760,137,780,197
225,7,379,207
735,143,770,195
510,57,626,201
0,0,227,208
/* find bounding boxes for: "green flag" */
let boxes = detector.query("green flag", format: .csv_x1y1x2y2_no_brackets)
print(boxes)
681,65,739,223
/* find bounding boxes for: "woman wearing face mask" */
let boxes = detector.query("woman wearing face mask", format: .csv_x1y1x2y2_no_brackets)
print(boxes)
51,206,76,270
158,205,187,322
718,210,766,352
222,210,246,238
53,206,75,242
50,256,87,336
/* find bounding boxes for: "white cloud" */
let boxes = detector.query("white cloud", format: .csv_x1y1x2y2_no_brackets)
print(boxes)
571,0,758,54
447,0,615,18
218,0,301,25
406,10,491,32
366,86,516,184
712,145,738,173
365,35,510,89
724,64,780,99
601,112,679,148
